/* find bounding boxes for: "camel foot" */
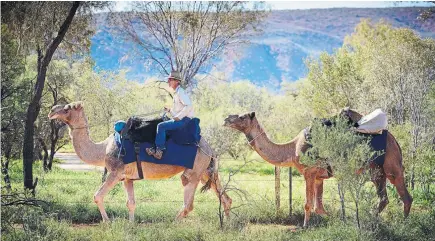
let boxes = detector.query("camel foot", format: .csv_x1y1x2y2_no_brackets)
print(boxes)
101,217,111,223
175,211,187,221
314,208,328,216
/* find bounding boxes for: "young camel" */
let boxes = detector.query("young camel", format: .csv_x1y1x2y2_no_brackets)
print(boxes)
48,102,232,222
224,111,412,227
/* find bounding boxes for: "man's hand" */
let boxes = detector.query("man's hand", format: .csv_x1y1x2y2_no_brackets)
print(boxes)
174,117,180,121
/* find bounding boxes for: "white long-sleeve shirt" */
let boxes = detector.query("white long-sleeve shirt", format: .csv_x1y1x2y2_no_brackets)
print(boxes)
170,86,194,119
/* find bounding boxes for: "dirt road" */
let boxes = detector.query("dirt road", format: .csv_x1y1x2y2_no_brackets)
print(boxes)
54,153,104,172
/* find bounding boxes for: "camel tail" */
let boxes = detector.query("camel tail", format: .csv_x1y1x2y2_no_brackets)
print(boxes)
200,157,217,193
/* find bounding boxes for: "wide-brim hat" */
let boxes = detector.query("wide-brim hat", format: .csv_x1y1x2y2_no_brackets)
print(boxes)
168,70,183,82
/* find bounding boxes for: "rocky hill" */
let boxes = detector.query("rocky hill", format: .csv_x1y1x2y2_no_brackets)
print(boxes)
91,7,435,88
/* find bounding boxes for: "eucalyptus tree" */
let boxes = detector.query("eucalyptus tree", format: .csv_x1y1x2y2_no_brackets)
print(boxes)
1,1,110,190
111,1,267,87
302,19,435,189
1,25,26,190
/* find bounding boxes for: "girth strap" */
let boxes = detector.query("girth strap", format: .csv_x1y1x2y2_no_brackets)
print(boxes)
135,143,144,180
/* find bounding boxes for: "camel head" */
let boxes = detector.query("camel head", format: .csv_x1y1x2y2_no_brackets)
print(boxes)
223,112,257,133
339,107,363,125
48,101,84,126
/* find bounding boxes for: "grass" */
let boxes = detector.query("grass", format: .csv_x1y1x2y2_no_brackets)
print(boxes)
2,159,434,241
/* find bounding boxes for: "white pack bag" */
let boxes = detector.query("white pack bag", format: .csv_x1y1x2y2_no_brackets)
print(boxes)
356,109,388,134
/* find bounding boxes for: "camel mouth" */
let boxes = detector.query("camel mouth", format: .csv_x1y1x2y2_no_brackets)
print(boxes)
223,117,232,126
48,113,56,119
223,116,238,127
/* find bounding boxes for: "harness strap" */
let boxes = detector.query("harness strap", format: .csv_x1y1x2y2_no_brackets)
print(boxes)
70,125,88,130
136,155,144,180
134,143,144,180
247,131,265,146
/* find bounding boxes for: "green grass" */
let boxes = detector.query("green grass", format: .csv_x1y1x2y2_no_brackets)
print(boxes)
2,160,434,241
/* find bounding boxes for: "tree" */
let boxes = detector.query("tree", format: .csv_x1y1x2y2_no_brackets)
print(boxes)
1,24,27,190
1,2,109,190
345,20,435,188
110,1,266,87
38,59,73,171
301,20,435,189
301,117,378,228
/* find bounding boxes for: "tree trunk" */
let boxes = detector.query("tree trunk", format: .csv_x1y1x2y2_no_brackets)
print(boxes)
338,183,346,221
275,166,280,214
48,147,56,171
22,2,80,190
355,200,360,229
411,165,415,190
37,137,49,172
288,167,293,216
48,120,60,171
1,148,12,191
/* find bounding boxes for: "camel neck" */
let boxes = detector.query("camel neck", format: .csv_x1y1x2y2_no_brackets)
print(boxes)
68,115,106,167
245,119,306,172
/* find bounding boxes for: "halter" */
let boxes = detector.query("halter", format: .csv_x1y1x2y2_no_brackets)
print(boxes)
246,123,265,146
69,125,88,130
247,130,265,146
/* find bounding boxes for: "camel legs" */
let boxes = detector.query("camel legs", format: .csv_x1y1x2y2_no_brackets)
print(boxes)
385,169,413,217
176,179,200,220
203,172,233,217
303,168,317,228
314,179,328,215
94,171,121,222
370,165,389,214
123,179,136,222
382,134,413,217
176,169,201,220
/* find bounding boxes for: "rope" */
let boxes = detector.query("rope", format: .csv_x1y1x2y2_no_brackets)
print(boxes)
248,131,265,146
61,110,165,130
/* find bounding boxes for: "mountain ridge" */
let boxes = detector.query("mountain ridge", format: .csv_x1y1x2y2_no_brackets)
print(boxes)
90,7,435,88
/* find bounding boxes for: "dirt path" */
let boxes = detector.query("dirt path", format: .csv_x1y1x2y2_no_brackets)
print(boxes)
54,153,104,172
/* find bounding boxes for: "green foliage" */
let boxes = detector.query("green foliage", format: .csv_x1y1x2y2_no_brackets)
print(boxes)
301,117,380,228
2,159,434,240
301,117,376,175
1,2,110,56
301,19,435,193
1,24,29,159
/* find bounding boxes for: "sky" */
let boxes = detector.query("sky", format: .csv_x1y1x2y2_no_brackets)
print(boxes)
112,1,433,12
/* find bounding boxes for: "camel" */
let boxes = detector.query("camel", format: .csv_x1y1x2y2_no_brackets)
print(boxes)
223,110,412,227
48,102,232,222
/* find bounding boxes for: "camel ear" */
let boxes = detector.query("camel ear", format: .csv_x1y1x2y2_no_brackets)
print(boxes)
248,112,255,120
74,101,83,110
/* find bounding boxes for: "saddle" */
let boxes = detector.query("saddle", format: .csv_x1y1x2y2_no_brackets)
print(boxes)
121,116,201,145
115,116,201,180
304,114,388,168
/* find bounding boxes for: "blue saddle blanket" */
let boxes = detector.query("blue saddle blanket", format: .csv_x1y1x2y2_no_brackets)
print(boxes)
168,118,201,145
114,132,197,169
359,130,388,166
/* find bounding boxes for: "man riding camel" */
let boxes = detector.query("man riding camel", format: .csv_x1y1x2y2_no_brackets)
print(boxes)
146,70,195,159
